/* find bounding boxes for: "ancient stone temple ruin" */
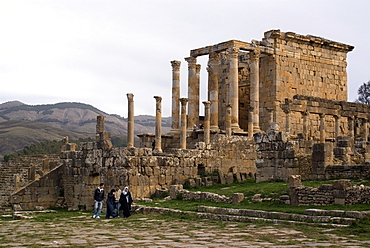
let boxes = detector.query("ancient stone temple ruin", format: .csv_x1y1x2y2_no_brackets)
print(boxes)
2,29,370,211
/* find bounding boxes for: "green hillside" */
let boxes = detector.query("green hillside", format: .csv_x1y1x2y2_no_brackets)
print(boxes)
0,120,91,159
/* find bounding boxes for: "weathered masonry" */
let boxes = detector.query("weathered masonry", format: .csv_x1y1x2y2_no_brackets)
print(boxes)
4,29,370,211
163,29,354,140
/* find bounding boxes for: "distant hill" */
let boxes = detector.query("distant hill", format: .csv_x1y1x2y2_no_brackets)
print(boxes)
0,101,171,158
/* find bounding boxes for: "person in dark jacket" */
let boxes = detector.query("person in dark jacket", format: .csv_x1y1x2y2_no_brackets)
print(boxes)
119,186,133,218
93,183,105,219
105,189,118,219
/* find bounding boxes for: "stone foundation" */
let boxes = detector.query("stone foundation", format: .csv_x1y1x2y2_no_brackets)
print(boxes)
289,176,370,206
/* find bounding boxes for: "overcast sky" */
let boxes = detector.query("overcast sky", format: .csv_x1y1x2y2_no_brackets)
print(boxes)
1,0,369,117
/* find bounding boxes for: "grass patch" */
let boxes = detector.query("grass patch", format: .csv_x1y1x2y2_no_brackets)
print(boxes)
335,216,370,241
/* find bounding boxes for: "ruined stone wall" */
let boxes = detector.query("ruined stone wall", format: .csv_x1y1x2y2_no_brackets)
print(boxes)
61,134,257,210
290,177,370,206
326,165,370,179
282,95,370,140
265,30,352,102
169,185,244,204
262,30,353,133
0,155,61,208
10,163,64,210
254,131,311,182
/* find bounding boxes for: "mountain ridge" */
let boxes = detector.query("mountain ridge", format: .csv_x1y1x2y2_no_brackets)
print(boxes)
0,101,171,158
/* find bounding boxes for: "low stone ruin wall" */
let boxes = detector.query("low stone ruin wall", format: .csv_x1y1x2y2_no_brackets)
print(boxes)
169,185,244,204
289,175,370,206
61,134,256,210
326,164,370,179
10,164,64,210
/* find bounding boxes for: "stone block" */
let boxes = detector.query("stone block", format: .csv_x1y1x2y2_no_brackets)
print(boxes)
232,193,244,204
170,185,182,199
333,179,351,190
318,184,333,190
288,175,302,188
333,189,346,198
226,173,234,184
334,198,345,205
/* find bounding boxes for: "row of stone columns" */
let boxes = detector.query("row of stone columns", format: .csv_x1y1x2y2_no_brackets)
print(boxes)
283,109,370,142
171,47,261,135
126,93,213,150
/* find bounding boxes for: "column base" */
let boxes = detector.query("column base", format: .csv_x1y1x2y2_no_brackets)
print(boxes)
153,148,163,154
253,126,261,133
231,124,243,133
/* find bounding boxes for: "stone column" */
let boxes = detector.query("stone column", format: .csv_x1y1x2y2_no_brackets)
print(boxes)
302,111,309,140
207,52,219,131
96,115,105,142
195,64,201,126
334,115,340,140
248,106,254,137
319,113,326,143
203,101,211,145
171,60,181,131
364,119,369,142
355,118,360,137
154,96,162,153
250,48,261,132
348,117,354,137
284,109,290,133
179,98,189,149
227,47,240,130
226,104,232,136
127,93,134,148
185,56,198,129
266,108,274,125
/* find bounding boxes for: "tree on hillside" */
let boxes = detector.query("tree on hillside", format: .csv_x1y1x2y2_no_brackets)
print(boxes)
355,80,370,104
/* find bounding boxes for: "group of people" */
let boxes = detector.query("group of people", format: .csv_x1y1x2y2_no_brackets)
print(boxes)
92,183,133,219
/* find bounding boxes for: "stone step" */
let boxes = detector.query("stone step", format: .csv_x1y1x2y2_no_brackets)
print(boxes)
133,205,351,227
197,206,357,225
305,208,370,219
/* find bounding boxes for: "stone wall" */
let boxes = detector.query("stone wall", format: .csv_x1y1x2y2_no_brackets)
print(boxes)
10,163,64,210
254,131,308,182
169,185,244,204
61,134,256,210
0,155,61,208
326,164,370,179
289,176,370,206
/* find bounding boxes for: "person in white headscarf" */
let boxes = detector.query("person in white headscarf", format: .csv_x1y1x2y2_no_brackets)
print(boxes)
119,186,133,218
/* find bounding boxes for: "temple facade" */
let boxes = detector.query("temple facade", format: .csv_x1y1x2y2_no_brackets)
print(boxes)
162,30,355,147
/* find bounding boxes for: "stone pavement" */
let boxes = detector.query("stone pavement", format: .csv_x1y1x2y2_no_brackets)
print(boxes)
0,212,369,247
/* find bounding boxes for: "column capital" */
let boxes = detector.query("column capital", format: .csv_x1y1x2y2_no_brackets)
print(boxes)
226,47,239,59
154,96,162,102
196,64,201,73
209,52,219,63
266,107,273,113
179,98,189,105
250,48,261,61
127,93,134,101
283,107,290,114
202,101,211,108
302,110,309,116
319,113,326,118
171,60,181,71
185,56,197,69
